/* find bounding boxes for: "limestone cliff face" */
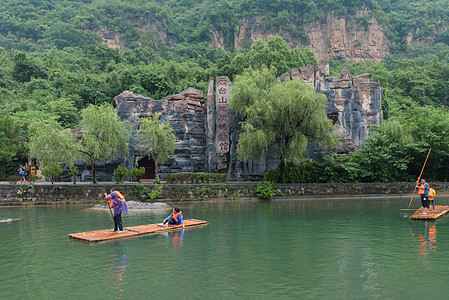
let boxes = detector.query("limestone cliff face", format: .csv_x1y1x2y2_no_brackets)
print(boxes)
224,10,390,62
97,15,172,52
406,24,448,46
304,12,390,62
279,62,383,156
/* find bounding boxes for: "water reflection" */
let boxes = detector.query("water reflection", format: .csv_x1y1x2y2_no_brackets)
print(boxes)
109,244,130,299
163,230,184,247
418,221,437,262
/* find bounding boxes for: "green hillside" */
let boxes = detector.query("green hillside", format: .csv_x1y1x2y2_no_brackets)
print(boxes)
1,0,448,53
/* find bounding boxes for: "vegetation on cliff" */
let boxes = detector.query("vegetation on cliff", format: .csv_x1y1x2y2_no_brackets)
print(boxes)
1,0,448,53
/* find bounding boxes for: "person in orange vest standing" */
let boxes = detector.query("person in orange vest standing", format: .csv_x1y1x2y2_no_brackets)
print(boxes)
104,189,128,233
416,179,430,215
162,207,185,228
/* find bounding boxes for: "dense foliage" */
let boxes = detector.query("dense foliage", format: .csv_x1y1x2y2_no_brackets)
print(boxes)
231,66,335,168
1,0,448,54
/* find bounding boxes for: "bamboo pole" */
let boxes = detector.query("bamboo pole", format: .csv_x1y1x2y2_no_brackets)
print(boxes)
107,201,114,219
409,148,431,207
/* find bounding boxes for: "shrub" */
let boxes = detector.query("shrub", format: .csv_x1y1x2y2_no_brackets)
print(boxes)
17,183,35,196
114,166,129,183
195,187,210,200
254,181,276,199
264,161,322,183
70,166,79,184
264,168,281,182
164,173,228,184
41,164,63,184
130,182,163,201
129,167,145,182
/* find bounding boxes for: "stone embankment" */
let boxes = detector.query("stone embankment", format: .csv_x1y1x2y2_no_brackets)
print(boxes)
2,182,449,206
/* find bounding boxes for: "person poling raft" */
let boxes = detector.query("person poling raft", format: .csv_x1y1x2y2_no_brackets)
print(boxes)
104,189,128,233
416,179,430,216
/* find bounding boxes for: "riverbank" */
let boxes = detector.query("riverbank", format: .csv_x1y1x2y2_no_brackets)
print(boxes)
1,181,449,206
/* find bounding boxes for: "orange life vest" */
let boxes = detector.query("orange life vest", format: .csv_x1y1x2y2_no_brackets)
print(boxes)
418,183,426,195
429,188,436,200
115,191,125,199
110,191,125,208
173,211,182,219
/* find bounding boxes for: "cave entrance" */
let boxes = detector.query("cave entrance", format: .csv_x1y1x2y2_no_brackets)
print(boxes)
137,156,156,179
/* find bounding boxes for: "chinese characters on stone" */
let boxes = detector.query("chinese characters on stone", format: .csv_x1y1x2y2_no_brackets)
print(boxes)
215,76,232,154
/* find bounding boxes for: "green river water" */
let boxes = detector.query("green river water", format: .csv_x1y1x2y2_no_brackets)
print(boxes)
1,197,449,299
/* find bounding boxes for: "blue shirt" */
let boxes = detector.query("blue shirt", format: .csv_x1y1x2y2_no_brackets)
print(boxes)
423,183,429,197
165,212,184,225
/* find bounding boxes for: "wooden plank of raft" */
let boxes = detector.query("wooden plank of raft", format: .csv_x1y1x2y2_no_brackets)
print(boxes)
68,219,207,242
409,205,449,220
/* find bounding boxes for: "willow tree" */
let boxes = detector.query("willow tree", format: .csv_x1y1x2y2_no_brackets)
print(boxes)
78,104,129,183
137,113,175,180
231,66,335,171
28,120,78,183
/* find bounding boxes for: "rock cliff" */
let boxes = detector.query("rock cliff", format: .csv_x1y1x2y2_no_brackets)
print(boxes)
230,10,389,62
114,88,206,175
304,11,390,62
279,62,383,157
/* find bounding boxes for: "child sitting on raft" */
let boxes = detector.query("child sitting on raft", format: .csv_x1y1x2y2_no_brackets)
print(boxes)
162,207,185,228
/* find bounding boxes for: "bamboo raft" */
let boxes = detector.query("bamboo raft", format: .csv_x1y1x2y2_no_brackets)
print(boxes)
409,205,449,220
68,219,207,242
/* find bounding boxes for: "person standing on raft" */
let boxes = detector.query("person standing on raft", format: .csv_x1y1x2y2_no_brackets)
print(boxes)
416,179,430,215
104,189,128,233
162,208,185,228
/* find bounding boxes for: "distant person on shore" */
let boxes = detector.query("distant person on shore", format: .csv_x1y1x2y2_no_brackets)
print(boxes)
104,189,128,233
429,187,436,211
18,165,26,185
161,207,185,228
416,179,430,215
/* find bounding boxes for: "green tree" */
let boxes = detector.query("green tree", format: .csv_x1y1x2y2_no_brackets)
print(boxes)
231,67,335,171
352,120,412,182
137,113,175,180
0,115,25,178
231,36,317,78
12,53,47,83
77,104,129,183
28,120,78,183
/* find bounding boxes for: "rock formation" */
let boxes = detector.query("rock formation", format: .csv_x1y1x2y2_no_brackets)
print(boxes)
70,62,382,181
278,62,383,157
114,88,206,176
230,9,390,62
304,11,390,62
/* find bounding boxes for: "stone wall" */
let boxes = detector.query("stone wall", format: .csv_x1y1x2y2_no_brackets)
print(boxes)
2,182,449,205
